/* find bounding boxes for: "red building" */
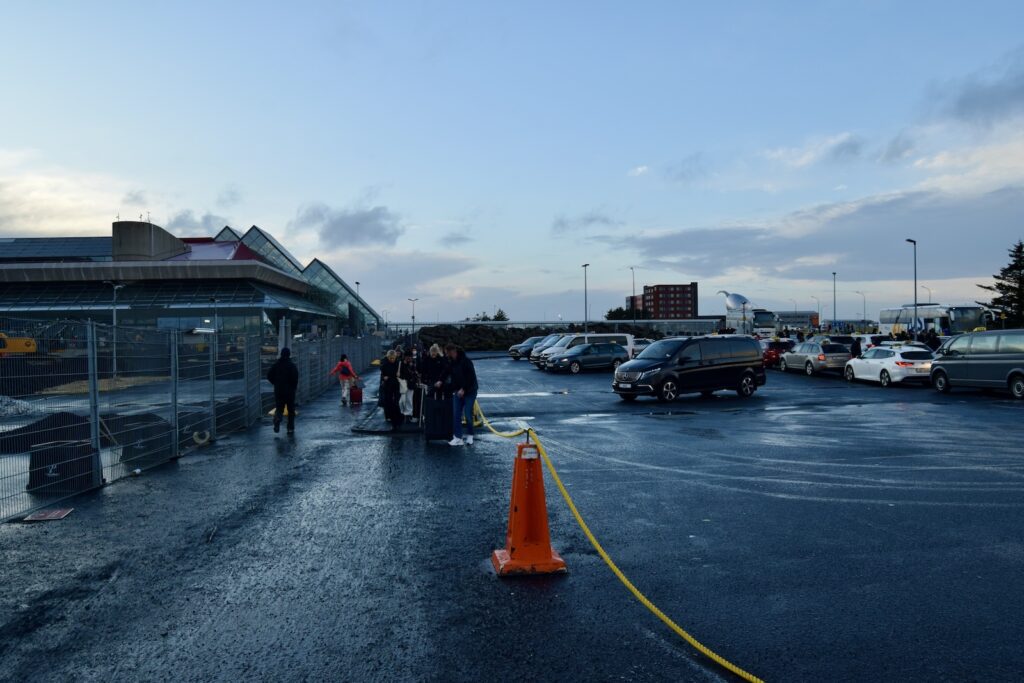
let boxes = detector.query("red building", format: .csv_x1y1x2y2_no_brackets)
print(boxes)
643,283,698,319
625,294,644,315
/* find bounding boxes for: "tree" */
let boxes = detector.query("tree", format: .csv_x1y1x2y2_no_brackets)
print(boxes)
493,308,509,321
978,240,1024,328
605,306,646,321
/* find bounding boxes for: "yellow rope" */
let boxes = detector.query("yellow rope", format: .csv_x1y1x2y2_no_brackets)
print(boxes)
476,405,764,683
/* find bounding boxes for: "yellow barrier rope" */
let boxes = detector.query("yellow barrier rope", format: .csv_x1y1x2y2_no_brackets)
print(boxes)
476,406,764,683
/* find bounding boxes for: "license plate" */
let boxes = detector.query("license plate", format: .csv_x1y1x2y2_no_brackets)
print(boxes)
916,368,929,373
619,383,632,389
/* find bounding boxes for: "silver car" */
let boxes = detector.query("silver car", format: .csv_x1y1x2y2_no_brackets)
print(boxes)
780,342,851,375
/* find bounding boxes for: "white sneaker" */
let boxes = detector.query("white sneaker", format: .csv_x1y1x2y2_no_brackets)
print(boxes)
448,437,465,447
465,435,474,445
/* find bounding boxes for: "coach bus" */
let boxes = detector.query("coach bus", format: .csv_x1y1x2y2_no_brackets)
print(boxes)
726,308,777,336
878,305,992,336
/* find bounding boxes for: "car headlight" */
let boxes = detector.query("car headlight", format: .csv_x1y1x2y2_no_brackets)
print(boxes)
640,368,661,379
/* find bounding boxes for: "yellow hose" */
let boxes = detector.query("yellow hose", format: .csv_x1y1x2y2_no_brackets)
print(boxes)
476,406,764,683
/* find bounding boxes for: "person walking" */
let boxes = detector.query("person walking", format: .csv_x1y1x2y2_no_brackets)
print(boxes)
850,336,862,359
267,347,299,435
379,349,403,431
328,354,361,406
420,344,449,394
398,351,421,423
925,329,941,351
445,344,478,447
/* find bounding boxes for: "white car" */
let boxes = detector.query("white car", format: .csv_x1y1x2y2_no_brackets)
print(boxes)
844,347,935,387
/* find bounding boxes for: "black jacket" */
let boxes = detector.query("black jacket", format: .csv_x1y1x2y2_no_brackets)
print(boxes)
379,357,402,389
447,352,478,394
420,355,449,388
267,357,299,397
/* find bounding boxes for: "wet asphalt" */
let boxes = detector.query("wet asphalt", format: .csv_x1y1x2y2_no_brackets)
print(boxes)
1,355,1023,682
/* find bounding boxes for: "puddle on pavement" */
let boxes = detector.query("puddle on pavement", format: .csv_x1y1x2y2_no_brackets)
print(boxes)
478,391,569,398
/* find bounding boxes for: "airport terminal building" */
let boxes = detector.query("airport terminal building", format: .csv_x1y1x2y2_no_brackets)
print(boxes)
0,221,379,338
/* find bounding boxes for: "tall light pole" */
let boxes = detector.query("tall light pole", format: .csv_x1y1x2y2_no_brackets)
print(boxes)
811,295,820,330
920,284,932,303
408,298,419,338
832,272,837,332
629,266,637,326
789,298,798,312
381,309,389,335
906,239,918,339
582,263,590,333
355,281,361,295
854,290,867,328
104,281,125,378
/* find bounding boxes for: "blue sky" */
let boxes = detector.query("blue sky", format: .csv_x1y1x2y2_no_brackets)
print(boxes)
2,1,1023,323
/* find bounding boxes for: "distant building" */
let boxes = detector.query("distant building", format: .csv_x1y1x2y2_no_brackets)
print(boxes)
625,294,644,315
0,221,380,337
643,283,698,319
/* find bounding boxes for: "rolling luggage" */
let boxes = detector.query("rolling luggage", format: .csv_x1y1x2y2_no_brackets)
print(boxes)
350,384,364,405
423,391,453,442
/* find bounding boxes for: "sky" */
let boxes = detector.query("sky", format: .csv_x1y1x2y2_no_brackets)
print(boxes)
2,1,1023,324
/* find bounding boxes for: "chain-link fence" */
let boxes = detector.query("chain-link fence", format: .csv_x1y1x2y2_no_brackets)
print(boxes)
0,317,379,522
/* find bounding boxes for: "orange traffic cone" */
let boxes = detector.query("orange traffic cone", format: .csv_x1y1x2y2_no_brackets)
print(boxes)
491,442,567,576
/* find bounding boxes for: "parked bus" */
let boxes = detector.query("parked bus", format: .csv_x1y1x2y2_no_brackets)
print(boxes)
878,305,992,336
726,308,777,336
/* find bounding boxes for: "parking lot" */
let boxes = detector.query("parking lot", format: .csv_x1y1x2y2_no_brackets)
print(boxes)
2,355,1023,681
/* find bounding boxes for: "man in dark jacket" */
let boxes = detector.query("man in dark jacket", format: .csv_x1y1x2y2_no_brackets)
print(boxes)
850,337,863,359
445,344,479,446
267,347,299,434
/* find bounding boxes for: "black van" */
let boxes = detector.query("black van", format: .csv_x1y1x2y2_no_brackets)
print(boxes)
612,336,766,402
930,329,1024,399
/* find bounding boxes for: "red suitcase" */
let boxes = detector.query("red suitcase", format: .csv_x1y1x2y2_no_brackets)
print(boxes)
349,385,363,405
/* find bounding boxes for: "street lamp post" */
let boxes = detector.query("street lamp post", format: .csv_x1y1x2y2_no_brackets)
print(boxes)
629,266,637,326
920,284,932,303
408,298,419,339
811,296,820,330
104,281,126,378
832,272,837,332
582,263,590,333
854,291,867,330
789,298,797,312
906,239,918,339
355,281,361,295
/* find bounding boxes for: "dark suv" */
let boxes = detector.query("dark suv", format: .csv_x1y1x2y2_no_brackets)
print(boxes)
613,336,766,401
547,343,630,374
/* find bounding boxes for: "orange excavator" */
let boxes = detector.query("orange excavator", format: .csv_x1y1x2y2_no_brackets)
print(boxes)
0,333,38,356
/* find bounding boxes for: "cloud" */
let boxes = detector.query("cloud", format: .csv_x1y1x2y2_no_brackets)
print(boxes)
765,132,865,168
166,209,230,237
551,209,622,235
611,185,1024,282
296,202,404,247
879,132,915,163
441,228,473,245
122,189,147,206
663,153,706,184
939,46,1024,127
627,165,649,177
216,185,242,209
0,165,124,237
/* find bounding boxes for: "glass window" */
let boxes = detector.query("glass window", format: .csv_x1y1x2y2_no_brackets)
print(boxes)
698,339,724,360
998,334,1024,353
877,350,895,358
947,336,970,354
901,351,934,360
970,335,999,354
638,339,686,359
678,342,701,362
861,349,877,359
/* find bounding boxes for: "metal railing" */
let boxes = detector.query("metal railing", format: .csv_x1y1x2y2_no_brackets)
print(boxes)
0,316,378,521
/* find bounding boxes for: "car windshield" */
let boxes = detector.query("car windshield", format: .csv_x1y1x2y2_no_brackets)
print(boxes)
549,337,571,348
637,339,686,359
829,337,854,345
900,351,933,360
822,344,849,353
768,341,792,350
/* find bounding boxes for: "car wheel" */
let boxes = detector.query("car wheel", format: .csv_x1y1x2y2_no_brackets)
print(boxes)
612,359,623,371
736,374,756,398
805,362,815,376
1009,373,1024,400
569,361,582,375
619,394,637,402
933,371,951,394
880,370,891,387
845,366,856,382
658,379,678,402
779,358,788,372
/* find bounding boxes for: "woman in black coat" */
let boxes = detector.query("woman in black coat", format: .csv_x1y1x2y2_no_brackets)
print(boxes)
420,344,450,396
379,349,403,430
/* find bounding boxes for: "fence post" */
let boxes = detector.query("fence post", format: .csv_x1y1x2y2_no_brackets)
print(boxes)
170,330,180,458
243,333,251,426
209,331,217,441
86,321,103,487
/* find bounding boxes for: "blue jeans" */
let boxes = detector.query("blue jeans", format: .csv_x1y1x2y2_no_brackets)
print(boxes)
452,391,477,439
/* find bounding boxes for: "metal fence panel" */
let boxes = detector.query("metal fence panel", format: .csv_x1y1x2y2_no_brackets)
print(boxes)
1,316,376,522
